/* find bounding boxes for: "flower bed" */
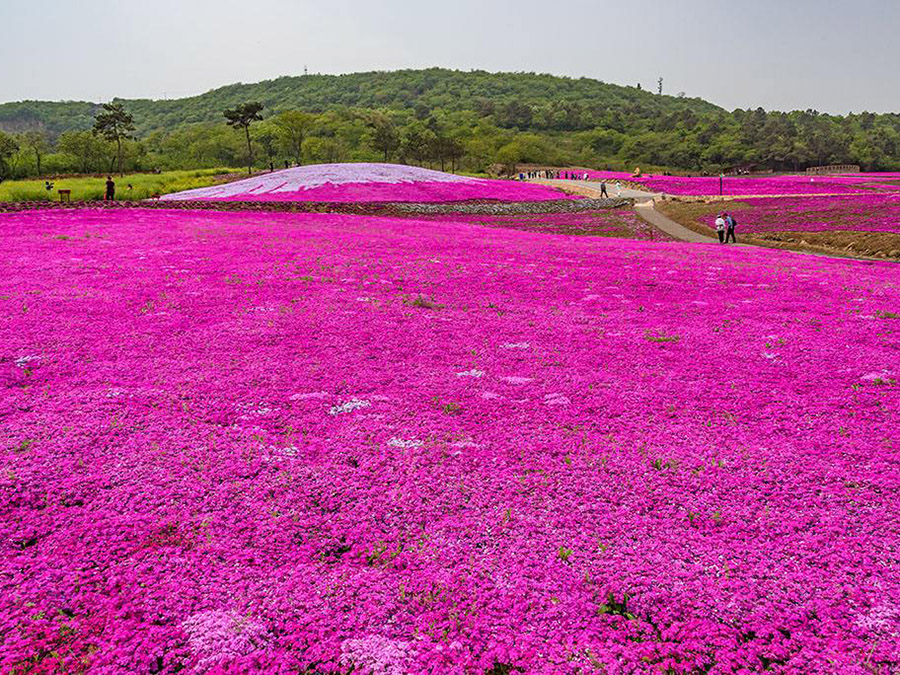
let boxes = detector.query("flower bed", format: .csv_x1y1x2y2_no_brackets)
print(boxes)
1,208,899,673
160,163,572,203
424,209,669,240
580,170,900,196
693,194,900,235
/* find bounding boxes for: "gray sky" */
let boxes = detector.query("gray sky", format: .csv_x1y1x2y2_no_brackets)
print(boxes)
1,0,897,114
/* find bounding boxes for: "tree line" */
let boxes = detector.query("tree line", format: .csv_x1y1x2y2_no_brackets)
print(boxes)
2,68,900,179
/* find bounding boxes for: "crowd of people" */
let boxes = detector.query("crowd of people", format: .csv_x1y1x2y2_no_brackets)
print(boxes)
518,170,594,181
515,169,623,199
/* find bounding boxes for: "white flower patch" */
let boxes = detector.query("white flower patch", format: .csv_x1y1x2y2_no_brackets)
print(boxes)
544,393,571,406
502,376,533,385
329,399,371,415
290,391,329,401
263,445,299,459
456,369,485,378
481,392,501,400
14,356,40,369
762,353,778,360
388,438,423,448
502,342,530,350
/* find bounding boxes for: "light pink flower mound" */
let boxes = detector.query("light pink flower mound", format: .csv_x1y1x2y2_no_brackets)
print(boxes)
1,208,899,674
160,163,570,203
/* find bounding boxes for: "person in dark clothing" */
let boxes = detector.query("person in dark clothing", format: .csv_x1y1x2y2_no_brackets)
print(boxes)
105,176,115,201
600,181,609,198
726,214,737,243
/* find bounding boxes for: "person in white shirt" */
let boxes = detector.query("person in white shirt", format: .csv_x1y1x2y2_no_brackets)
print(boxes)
715,214,726,243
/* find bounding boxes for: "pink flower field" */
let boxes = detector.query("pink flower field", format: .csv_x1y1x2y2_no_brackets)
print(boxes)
160,164,572,203
2,208,899,674
424,210,670,240
580,170,900,197
698,194,900,235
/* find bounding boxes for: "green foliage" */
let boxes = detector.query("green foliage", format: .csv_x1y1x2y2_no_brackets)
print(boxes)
224,102,265,174
0,168,235,202
0,131,19,179
2,69,900,176
93,102,136,174
272,110,315,165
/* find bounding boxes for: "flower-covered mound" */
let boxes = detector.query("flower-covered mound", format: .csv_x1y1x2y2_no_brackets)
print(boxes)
159,163,571,203
2,208,899,674
578,170,900,197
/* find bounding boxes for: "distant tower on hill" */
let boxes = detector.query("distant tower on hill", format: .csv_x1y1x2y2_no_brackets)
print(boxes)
658,77,664,95
303,65,308,76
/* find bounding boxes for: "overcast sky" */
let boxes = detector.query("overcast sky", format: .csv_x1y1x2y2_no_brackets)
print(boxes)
1,0,897,114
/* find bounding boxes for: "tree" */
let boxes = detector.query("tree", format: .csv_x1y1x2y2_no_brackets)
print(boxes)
273,110,314,165
21,130,50,176
93,102,135,175
58,131,111,173
224,102,264,174
253,123,279,169
0,131,19,179
370,116,400,163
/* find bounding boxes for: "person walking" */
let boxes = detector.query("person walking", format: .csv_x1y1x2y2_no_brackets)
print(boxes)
105,176,116,202
715,214,726,243
600,181,609,198
615,182,622,198
725,213,737,243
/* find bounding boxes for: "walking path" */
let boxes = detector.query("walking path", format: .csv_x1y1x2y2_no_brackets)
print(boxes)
633,201,718,243
538,179,661,202
538,179,717,243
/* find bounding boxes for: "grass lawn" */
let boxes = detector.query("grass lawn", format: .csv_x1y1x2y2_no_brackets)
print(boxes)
0,169,239,202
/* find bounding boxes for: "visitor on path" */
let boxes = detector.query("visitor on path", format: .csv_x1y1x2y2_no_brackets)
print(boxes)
615,182,622,197
105,176,115,201
600,181,609,198
725,214,737,243
715,214,726,243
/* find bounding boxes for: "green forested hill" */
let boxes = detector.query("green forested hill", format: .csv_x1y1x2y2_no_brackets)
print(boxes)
0,69,720,136
1,68,898,176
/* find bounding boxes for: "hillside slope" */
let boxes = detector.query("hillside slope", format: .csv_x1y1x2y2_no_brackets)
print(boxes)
0,68,721,137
